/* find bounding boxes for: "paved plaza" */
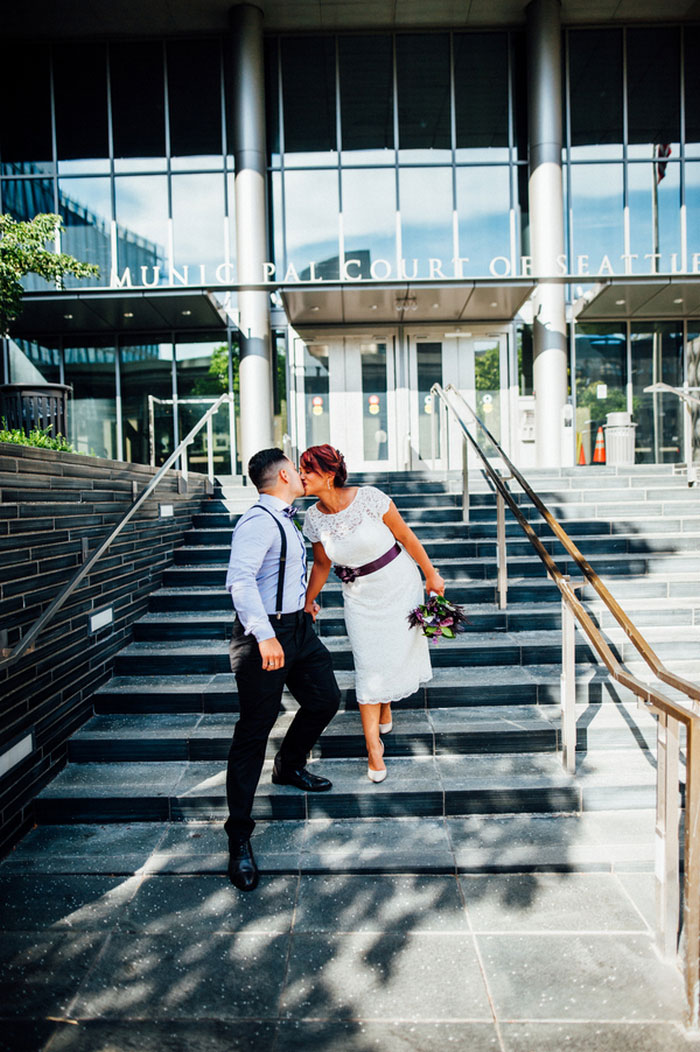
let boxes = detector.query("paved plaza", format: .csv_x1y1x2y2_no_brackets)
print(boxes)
1,816,699,1052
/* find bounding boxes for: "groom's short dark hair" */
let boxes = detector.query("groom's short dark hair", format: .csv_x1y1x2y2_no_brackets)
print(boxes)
248,448,289,491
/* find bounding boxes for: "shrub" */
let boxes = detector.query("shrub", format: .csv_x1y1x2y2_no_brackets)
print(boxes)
0,423,75,452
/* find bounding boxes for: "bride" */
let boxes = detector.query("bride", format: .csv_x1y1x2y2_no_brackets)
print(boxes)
299,445,445,782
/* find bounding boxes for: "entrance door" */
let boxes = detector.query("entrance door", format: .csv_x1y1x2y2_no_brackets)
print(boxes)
289,332,398,471
405,329,510,470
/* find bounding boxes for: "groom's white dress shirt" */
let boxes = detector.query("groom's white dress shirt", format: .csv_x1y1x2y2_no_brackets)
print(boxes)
225,493,307,642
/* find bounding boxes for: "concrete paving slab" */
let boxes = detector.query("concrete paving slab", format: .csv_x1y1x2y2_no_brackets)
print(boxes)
478,932,686,1022
500,1021,700,1051
294,875,469,932
279,932,492,1021
0,875,140,931
44,1019,277,1051
0,932,106,1018
115,874,297,933
71,932,290,1020
275,1020,502,1051
0,1021,58,1052
461,873,649,932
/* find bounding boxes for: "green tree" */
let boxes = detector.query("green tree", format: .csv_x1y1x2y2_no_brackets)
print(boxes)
0,213,99,335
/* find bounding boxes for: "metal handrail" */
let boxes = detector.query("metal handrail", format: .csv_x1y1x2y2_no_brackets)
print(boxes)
0,392,233,671
431,381,700,1028
644,381,700,486
442,383,700,710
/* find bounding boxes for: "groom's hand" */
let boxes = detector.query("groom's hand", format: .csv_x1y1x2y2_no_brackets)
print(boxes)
258,637,285,671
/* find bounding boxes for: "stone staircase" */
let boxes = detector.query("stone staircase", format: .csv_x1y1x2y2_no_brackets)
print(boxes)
33,465,700,871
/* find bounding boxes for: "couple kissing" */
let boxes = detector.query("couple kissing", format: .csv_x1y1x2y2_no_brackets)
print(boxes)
224,445,445,891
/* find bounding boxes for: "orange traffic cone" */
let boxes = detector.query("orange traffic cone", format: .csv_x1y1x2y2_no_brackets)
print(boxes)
592,426,606,464
577,437,586,465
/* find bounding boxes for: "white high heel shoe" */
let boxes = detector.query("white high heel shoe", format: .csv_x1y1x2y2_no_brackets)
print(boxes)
368,739,386,783
379,719,393,734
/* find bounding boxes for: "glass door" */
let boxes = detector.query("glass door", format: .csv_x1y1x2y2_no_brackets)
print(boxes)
290,332,399,472
406,337,446,469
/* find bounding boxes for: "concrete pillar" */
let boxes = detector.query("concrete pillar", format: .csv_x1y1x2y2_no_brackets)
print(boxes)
229,3,274,469
526,0,568,467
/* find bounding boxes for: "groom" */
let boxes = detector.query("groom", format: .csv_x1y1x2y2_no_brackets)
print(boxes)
224,448,340,891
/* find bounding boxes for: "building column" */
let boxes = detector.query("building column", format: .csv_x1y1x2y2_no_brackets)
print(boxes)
229,3,274,470
526,0,568,467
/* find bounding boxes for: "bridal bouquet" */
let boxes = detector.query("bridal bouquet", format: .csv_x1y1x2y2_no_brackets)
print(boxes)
407,594,470,642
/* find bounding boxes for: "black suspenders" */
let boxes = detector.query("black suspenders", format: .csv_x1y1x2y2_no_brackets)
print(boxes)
255,505,288,619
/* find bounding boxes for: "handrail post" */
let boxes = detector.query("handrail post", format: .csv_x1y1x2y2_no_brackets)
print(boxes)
461,438,469,524
206,416,215,484
148,395,155,468
431,392,438,471
560,582,576,774
684,381,697,486
496,490,508,610
656,712,681,962
683,718,700,1028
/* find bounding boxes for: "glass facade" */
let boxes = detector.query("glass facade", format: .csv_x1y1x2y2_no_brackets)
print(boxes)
0,23,699,470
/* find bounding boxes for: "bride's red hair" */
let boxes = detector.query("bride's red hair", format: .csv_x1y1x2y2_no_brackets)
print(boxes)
300,445,348,488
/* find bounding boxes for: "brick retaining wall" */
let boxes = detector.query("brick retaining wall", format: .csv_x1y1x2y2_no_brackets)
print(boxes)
0,443,209,855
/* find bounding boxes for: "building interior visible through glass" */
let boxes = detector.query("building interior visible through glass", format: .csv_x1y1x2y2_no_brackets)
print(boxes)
1,21,699,471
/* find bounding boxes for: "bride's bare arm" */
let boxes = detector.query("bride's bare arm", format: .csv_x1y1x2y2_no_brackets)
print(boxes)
383,502,445,596
304,541,332,619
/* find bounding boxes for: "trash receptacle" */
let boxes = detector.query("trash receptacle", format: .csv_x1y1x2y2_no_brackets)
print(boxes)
604,411,636,466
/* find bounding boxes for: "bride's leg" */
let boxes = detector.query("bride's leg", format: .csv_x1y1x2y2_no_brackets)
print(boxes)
379,702,392,729
359,703,385,772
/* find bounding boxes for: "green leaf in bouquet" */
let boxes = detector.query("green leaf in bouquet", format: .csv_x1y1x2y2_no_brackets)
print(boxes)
441,627,455,639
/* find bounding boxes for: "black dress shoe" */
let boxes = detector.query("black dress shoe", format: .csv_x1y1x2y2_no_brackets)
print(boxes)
271,758,332,792
228,839,259,892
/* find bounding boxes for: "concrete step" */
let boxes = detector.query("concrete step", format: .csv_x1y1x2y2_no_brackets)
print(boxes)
34,744,670,824
68,702,658,764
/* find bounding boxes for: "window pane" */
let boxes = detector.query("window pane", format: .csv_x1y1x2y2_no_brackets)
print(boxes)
64,345,117,458
570,164,624,270
120,340,173,465
58,178,112,287
454,33,508,161
172,173,225,276
176,337,232,474
628,161,681,270
339,35,394,163
456,166,510,276
474,337,502,449
568,29,622,160
284,170,339,279
687,329,700,464
574,324,626,465
282,37,337,164
361,342,388,461
302,342,330,447
265,38,280,165
0,43,52,173
114,176,168,282
687,163,700,266
110,43,166,167
397,35,451,161
2,180,56,291
54,44,109,174
400,168,452,265
631,323,683,463
168,40,222,167
417,342,443,459
627,28,680,160
685,28,700,158
8,338,61,385
342,168,396,278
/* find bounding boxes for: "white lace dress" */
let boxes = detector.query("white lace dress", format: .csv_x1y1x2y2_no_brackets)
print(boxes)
303,485,432,705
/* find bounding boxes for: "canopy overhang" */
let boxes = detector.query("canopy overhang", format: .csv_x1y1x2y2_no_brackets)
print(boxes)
9,288,230,343
574,277,700,321
279,279,535,326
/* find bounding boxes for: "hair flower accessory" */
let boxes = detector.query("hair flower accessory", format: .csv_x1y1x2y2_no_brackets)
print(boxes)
407,594,470,642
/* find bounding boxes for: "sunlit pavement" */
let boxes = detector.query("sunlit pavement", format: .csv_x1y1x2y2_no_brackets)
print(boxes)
1,818,699,1051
